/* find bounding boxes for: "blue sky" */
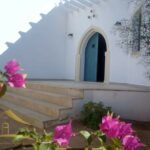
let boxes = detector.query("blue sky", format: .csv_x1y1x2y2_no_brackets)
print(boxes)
0,0,60,54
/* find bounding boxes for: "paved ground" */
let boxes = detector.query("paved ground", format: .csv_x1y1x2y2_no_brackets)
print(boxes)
132,121,150,150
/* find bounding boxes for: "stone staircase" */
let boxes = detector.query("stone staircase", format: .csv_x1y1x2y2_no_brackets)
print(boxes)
0,82,84,129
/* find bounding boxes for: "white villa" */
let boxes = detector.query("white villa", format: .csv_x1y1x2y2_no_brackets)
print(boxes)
0,0,150,128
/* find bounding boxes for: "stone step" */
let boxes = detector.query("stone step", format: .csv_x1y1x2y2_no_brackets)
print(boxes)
0,100,57,128
26,82,84,98
3,93,71,118
8,88,73,107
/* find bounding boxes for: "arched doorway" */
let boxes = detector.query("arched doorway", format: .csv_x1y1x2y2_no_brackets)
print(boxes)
84,32,106,82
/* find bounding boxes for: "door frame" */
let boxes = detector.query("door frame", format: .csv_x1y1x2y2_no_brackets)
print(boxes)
75,26,110,83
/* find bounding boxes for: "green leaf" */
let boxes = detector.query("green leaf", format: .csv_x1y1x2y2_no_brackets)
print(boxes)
100,147,107,150
110,138,123,150
14,135,30,142
0,83,7,98
39,144,49,150
94,130,106,146
33,143,40,150
87,135,93,145
111,138,123,148
39,143,54,150
41,131,53,142
16,128,40,142
80,130,93,146
107,146,115,150
80,130,91,140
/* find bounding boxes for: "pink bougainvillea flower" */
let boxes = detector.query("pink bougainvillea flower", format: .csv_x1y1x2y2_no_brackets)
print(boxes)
99,114,120,138
122,135,144,150
118,122,134,139
99,114,134,139
4,59,21,75
8,73,26,88
99,114,144,149
53,121,73,147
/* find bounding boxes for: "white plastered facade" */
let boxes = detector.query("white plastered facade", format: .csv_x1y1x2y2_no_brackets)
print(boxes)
0,0,149,86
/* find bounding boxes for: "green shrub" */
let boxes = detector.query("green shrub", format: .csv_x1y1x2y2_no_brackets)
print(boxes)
81,101,112,130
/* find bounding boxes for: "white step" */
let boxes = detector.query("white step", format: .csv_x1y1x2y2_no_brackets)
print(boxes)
0,100,57,128
3,93,71,118
26,82,84,98
8,88,73,107
0,81,84,128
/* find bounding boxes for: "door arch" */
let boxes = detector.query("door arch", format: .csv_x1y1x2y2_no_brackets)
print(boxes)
75,27,110,82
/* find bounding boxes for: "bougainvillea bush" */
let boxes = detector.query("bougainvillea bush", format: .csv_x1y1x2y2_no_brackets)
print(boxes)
0,59,26,97
13,113,144,150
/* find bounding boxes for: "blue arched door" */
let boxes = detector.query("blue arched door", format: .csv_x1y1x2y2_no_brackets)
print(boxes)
84,32,106,82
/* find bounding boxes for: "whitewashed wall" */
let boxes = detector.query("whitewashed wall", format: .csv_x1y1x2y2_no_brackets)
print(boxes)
0,0,149,86
0,7,67,79
84,90,150,121
65,0,150,86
